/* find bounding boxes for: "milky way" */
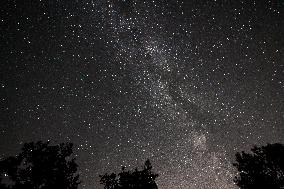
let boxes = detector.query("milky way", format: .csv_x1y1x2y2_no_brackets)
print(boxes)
1,0,283,189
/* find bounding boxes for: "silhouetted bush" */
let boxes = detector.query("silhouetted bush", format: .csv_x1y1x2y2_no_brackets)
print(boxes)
100,159,158,189
233,143,284,189
0,141,80,189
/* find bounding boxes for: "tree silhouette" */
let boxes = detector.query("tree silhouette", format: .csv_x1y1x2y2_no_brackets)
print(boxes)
0,141,80,189
100,159,159,189
233,143,284,189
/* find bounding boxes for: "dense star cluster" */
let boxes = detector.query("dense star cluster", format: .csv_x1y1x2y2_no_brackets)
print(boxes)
0,0,283,189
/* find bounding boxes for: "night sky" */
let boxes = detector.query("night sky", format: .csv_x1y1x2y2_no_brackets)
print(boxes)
0,0,283,188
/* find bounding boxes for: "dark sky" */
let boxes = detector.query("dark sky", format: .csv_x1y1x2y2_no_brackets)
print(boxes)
0,0,283,188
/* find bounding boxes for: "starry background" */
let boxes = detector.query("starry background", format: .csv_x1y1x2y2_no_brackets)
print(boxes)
0,0,283,188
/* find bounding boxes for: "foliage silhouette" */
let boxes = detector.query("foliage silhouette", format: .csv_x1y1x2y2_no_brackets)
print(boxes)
0,141,80,189
100,159,159,189
233,143,284,189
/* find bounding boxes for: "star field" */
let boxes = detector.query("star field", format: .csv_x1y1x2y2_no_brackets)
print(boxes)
0,0,283,189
